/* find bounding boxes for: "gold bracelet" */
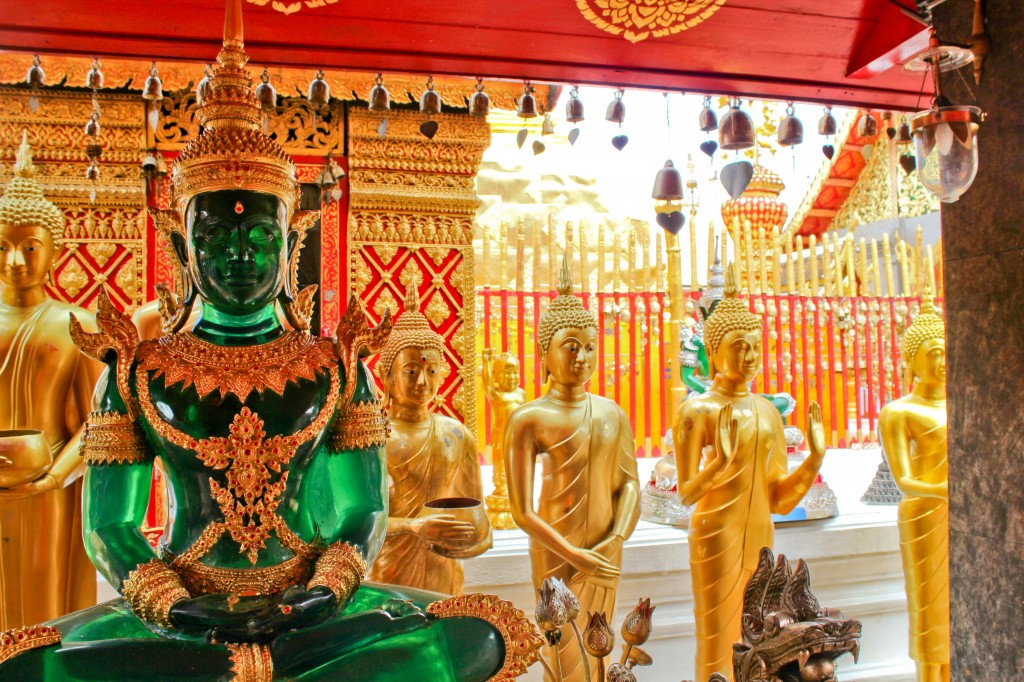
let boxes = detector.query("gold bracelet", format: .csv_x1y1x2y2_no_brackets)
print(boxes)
82,411,148,465
307,542,366,603
328,400,390,452
121,559,190,629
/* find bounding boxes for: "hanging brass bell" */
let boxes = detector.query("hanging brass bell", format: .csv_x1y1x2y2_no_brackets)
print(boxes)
368,73,390,113
566,86,584,123
719,102,755,150
857,112,878,137
196,66,214,107
25,56,44,88
469,81,490,118
142,62,163,101
517,84,538,119
699,97,718,132
777,105,803,147
420,76,442,116
85,164,100,182
255,69,277,113
84,115,100,138
651,160,684,200
308,70,330,108
86,59,103,90
896,118,913,145
818,107,837,136
605,89,626,125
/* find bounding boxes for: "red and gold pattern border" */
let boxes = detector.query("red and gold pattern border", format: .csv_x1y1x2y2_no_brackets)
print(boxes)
0,625,61,666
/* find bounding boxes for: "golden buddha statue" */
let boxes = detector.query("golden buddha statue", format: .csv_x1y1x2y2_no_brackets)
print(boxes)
673,270,826,681
879,295,947,682
0,133,100,628
481,347,525,530
367,279,491,595
505,256,641,682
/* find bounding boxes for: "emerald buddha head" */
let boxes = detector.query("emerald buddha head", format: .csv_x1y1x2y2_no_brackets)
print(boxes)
537,256,599,387
164,20,306,330
0,133,64,296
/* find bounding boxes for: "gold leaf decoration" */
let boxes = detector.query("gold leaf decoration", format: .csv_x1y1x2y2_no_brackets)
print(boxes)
373,288,400,319
58,258,89,299
575,0,726,43
86,242,117,267
373,243,399,266
423,290,451,327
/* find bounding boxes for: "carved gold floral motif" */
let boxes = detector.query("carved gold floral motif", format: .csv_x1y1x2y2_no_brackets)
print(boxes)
575,0,726,43
0,625,62,665
423,290,451,327
373,288,400,319
57,258,89,298
426,594,543,680
82,411,148,465
137,368,340,564
136,330,337,401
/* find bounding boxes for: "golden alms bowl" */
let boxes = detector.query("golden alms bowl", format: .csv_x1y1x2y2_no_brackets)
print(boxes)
419,497,493,559
0,429,51,488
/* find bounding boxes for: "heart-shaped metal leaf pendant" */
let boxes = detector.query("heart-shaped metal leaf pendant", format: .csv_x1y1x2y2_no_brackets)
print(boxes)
656,211,686,234
568,128,580,146
699,139,718,158
517,128,528,149
899,154,916,175
721,160,754,200
611,134,629,151
420,120,439,140
822,144,835,160
532,140,545,155
377,119,388,138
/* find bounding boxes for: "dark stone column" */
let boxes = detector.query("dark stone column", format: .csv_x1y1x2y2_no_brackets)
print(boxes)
933,1,1024,677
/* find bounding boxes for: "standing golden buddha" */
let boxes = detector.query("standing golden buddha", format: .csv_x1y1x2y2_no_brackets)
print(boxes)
673,271,826,681
482,348,525,529
505,257,641,682
879,295,948,682
368,279,491,595
0,134,100,628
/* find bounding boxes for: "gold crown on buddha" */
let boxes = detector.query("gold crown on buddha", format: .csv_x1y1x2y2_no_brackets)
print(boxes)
378,275,447,379
0,132,64,242
170,0,299,214
902,291,944,364
537,255,598,354
702,265,762,355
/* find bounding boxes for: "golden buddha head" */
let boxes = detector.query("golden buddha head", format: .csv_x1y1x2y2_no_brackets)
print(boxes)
903,295,945,386
378,278,448,410
161,0,310,327
537,256,598,386
703,267,762,382
491,352,520,392
0,133,64,292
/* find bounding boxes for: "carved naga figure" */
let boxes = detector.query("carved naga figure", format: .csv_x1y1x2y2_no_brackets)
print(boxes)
0,1,541,679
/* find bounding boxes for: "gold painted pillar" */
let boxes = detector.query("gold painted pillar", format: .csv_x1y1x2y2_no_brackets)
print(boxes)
347,108,490,433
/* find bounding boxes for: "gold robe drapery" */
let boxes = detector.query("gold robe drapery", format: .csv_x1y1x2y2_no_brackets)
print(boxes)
369,414,481,595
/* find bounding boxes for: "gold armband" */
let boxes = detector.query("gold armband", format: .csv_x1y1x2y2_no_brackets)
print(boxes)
307,542,366,603
328,401,389,452
82,411,148,465
121,559,190,629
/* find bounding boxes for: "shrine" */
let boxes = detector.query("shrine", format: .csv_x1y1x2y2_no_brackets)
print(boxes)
0,0,1018,680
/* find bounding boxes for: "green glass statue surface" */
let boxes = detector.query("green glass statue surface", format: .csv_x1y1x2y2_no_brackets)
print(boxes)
0,3,540,679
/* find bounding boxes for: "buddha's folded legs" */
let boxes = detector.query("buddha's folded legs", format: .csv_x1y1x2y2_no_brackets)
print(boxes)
0,585,506,681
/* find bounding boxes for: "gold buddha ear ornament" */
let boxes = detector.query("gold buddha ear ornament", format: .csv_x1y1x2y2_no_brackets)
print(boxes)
376,274,448,386
536,254,598,356
701,264,761,376
0,131,65,246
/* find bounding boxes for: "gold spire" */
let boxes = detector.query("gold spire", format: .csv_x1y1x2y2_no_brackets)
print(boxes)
703,260,761,356
537,253,598,354
903,284,945,364
0,130,64,241
378,276,446,380
171,0,299,213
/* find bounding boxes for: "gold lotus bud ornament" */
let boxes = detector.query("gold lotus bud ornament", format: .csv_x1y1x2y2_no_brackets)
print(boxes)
607,663,637,681
583,611,614,658
536,579,568,633
621,597,655,647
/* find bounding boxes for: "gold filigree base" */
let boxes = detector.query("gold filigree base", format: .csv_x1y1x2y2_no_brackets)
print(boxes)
485,492,517,530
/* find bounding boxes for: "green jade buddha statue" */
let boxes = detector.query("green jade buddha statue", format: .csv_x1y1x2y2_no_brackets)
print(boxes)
0,3,540,680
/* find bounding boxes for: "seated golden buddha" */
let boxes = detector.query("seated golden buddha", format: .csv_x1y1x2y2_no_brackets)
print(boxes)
0,2,540,679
